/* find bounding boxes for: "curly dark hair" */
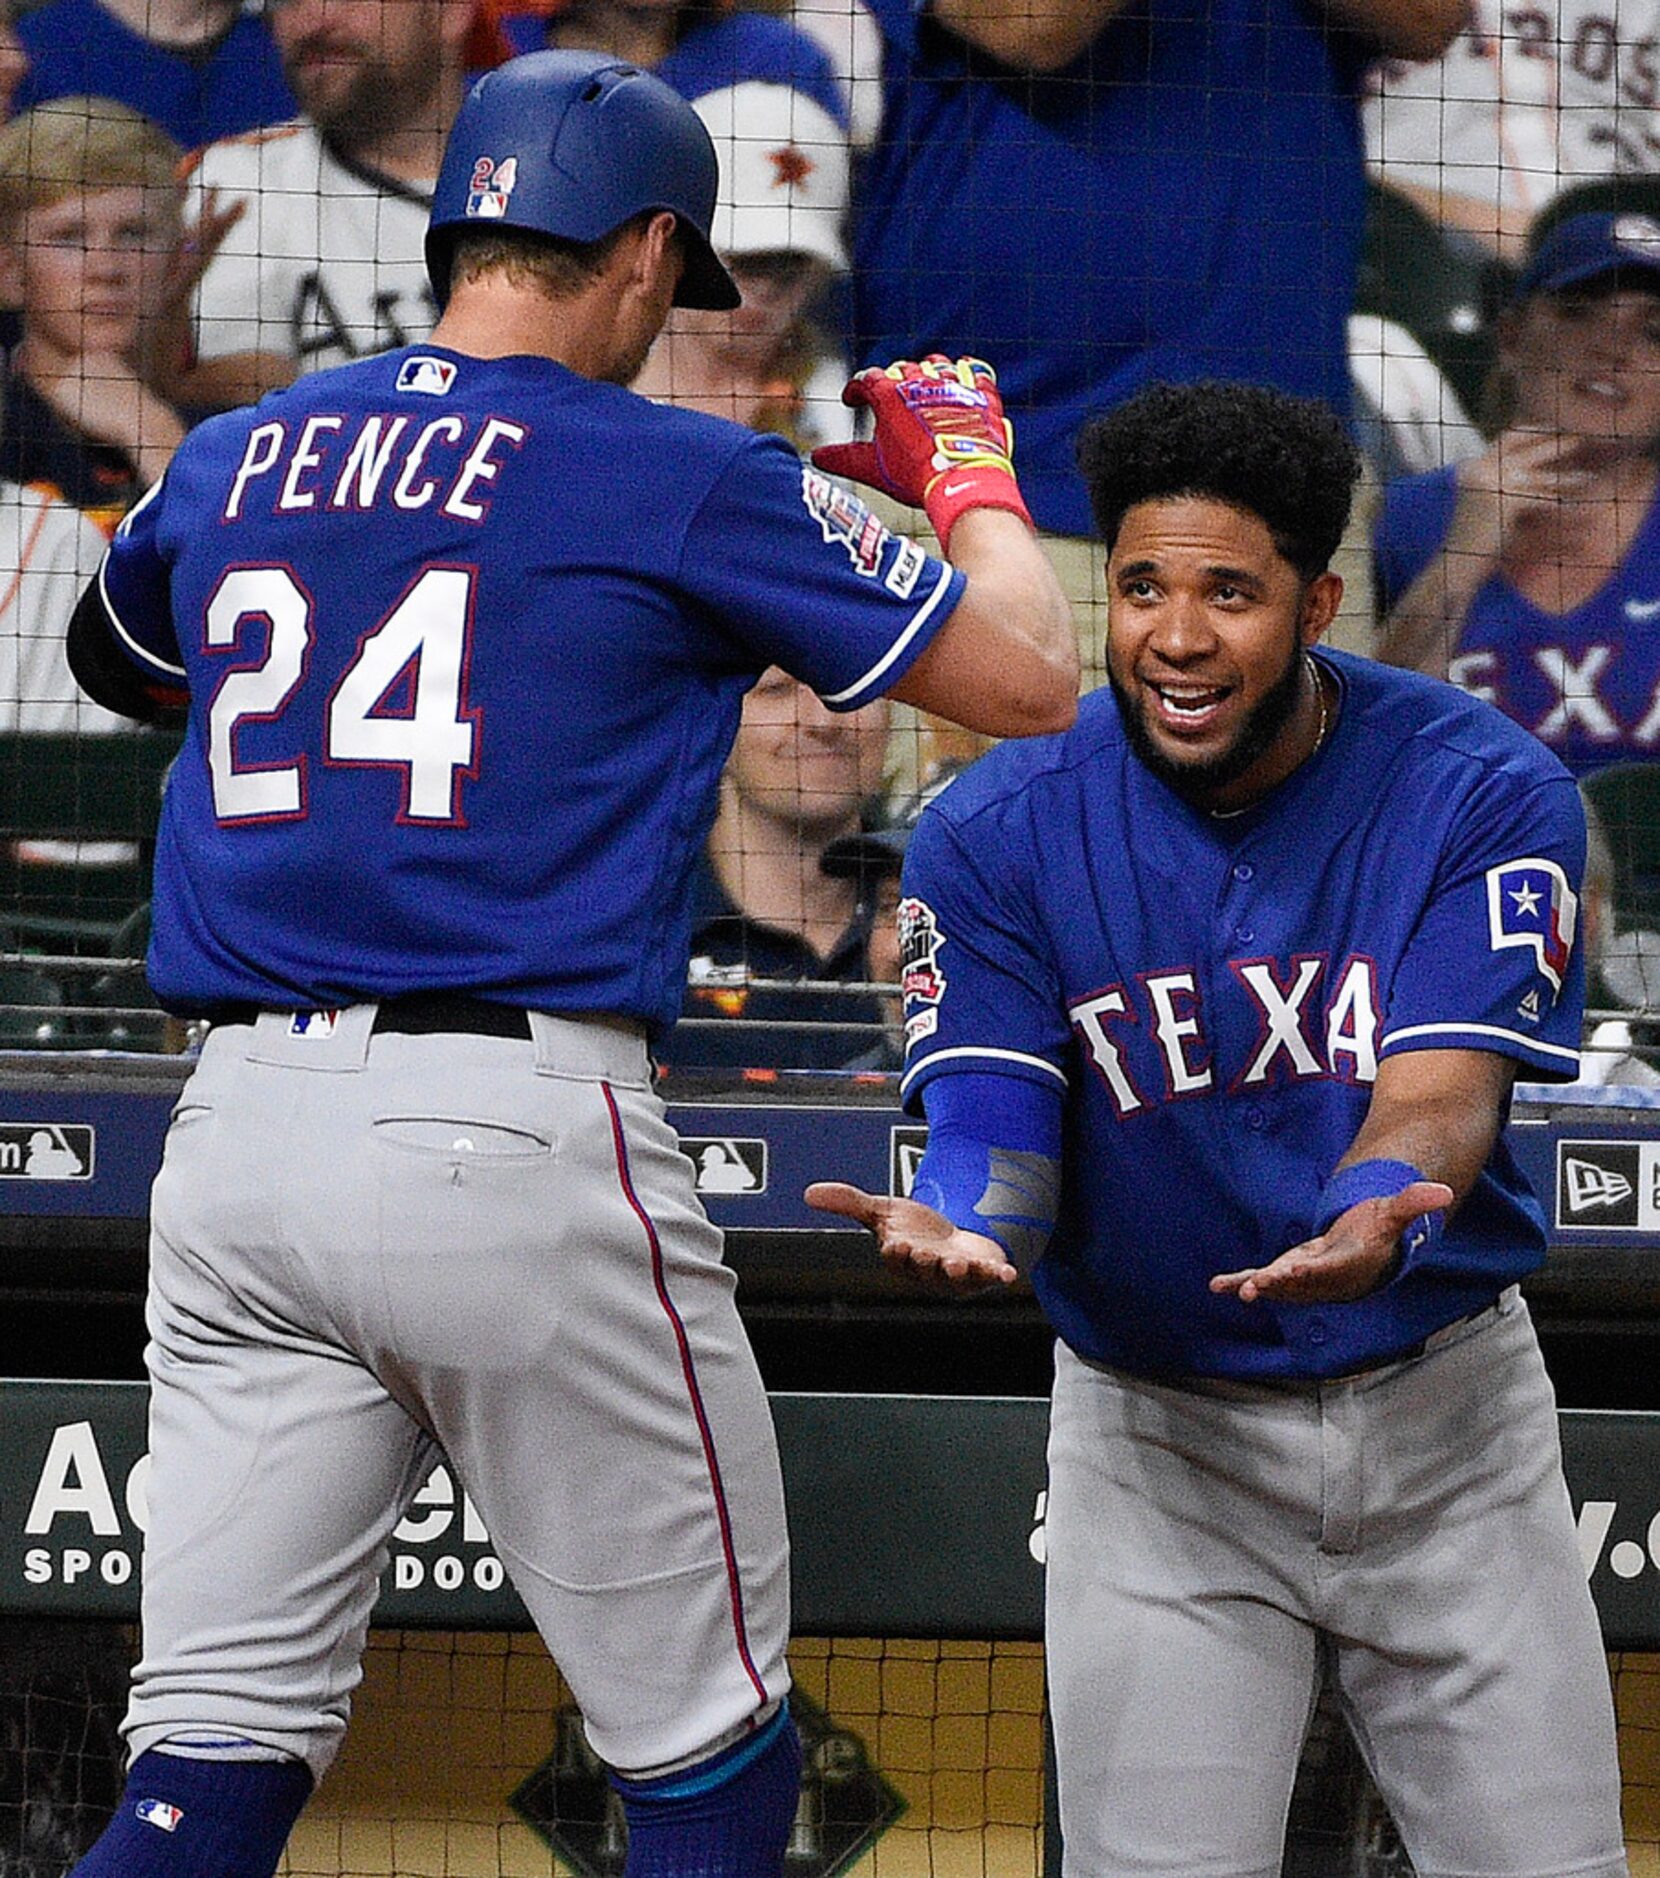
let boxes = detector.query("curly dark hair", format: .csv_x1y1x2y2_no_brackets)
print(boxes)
1075,381,1361,580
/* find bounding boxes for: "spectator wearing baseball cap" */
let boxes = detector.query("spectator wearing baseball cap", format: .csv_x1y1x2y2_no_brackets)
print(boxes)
1375,209,1660,779
818,763,967,1073
631,74,853,449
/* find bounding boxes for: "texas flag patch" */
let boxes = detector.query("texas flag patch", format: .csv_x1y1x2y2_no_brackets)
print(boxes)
135,1799,184,1832
1486,856,1577,995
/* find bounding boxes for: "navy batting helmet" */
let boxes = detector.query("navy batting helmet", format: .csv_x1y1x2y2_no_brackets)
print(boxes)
426,50,741,312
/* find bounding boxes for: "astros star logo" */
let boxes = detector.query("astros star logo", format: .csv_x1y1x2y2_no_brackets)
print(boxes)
768,144,814,189
1509,882,1542,918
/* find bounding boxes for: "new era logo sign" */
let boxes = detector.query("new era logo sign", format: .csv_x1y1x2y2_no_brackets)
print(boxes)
1564,1158,1634,1213
680,1137,767,1195
1556,1140,1646,1229
891,1126,928,1197
0,1123,93,1180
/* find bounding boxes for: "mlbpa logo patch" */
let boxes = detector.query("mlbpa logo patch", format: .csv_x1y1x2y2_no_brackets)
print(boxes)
396,355,457,396
135,1800,184,1833
465,155,518,219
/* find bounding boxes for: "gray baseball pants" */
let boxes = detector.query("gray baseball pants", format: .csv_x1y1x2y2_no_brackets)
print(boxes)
123,1006,791,1782
1046,1290,1628,1877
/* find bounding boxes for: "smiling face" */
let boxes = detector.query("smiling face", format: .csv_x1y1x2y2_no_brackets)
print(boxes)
1504,280,1660,447
727,668,890,839
1104,495,1340,812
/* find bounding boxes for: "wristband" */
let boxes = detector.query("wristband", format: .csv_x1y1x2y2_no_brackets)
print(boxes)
1312,1157,1445,1279
922,463,1033,558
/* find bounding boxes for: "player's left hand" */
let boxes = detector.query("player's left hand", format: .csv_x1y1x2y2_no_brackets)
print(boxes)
804,1180,1018,1294
1208,1181,1453,1305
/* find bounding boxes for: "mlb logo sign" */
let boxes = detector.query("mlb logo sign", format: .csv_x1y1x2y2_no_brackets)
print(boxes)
135,1799,184,1833
395,355,457,396
680,1137,767,1195
465,154,519,220
1556,1140,1646,1229
0,1122,93,1180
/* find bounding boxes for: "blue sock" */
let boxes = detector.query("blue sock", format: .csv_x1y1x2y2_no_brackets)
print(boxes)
609,1704,801,1878
68,1749,312,1878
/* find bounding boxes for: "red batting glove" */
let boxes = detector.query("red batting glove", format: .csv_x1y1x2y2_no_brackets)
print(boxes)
811,355,1033,555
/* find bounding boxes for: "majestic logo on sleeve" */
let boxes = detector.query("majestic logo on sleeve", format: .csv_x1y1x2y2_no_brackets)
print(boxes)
1486,857,1577,995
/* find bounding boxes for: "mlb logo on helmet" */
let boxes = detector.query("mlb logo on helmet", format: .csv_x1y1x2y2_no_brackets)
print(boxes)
465,155,519,220
135,1800,185,1833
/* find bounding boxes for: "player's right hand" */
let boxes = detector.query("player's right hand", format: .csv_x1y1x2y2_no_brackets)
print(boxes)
810,356,1033,554
804,1180,1017,1294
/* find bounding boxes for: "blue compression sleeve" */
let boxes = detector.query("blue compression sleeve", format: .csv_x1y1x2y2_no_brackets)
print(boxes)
912,1073,1063,1274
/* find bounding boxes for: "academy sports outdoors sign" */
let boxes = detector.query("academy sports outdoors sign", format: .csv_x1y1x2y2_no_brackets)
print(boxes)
4,1381,1660,1647
0,1382,1050,1638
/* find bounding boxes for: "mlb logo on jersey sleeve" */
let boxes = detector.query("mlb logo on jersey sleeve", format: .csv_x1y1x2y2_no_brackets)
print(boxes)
395,355,457,396
135,1800,184,1833
1486,857,1577,994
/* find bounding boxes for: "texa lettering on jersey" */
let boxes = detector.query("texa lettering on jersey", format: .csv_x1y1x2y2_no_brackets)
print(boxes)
1067,953,1383,1116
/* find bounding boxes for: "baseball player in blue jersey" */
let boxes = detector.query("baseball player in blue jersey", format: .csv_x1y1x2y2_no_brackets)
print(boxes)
56,50,1077,1878
810,380,1629,1875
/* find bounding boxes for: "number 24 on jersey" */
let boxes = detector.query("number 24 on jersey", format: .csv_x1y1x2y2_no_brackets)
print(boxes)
204,563,478,826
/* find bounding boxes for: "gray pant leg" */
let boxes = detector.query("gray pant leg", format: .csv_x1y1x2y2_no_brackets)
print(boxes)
1325,1300,1628,1878
364,1056,790,1774
128,1081,437,1782
1045,1344,1320,1877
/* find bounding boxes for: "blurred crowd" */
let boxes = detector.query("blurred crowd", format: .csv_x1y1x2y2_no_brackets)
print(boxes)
2,0,1660,1076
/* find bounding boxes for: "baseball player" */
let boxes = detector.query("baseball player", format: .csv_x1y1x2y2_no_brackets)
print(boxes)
58,50,1077,1878
809,380,1629,1875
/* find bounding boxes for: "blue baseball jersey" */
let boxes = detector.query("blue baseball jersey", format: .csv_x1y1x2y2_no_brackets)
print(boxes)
853,0,1371,538
898,651,1585,1380
97,344,962,1032
1375,464,1660,776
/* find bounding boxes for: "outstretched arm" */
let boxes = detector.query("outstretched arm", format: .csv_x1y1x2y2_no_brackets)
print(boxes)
807,1070,1064,1293
1312,0,1465,60
1211,1047,1514,1304
928,0,1132,72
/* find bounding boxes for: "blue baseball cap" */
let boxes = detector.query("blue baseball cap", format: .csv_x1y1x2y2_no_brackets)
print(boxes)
1516,210,1660,301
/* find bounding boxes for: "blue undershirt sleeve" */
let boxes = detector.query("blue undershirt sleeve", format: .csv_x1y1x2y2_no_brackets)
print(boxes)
911,1072,1064,1274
